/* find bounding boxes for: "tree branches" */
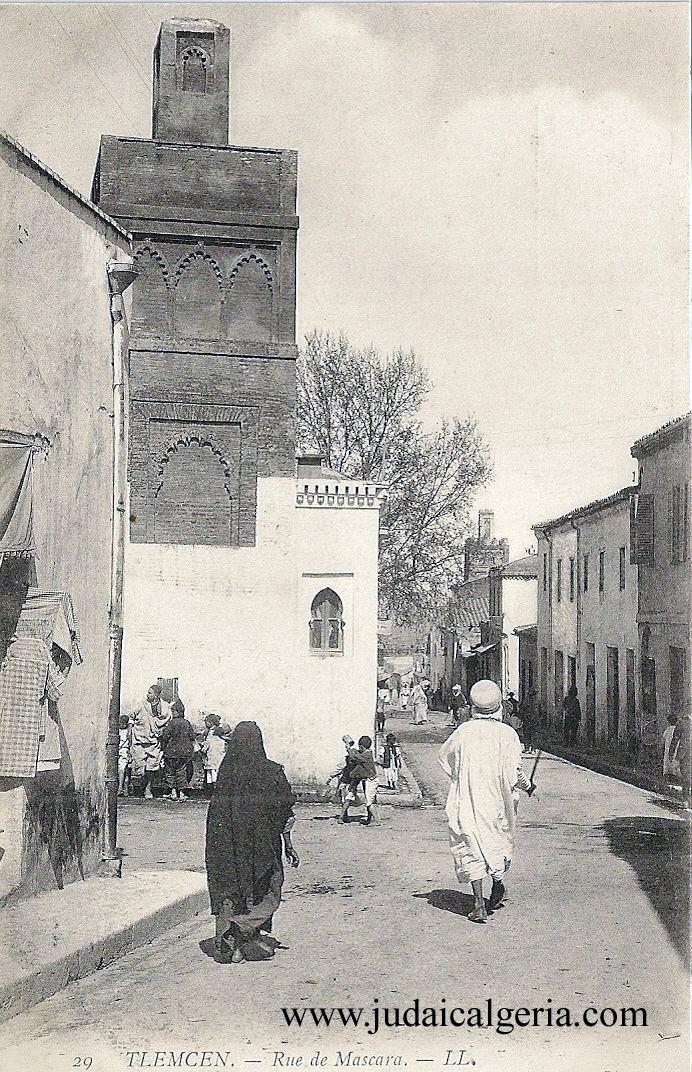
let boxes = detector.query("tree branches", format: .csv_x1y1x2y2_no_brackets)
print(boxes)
296,330,492,623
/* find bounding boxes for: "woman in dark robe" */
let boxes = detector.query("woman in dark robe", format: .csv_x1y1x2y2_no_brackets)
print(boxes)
205,721,299,963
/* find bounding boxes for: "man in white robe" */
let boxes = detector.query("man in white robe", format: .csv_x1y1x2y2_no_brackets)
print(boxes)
438,679,532,923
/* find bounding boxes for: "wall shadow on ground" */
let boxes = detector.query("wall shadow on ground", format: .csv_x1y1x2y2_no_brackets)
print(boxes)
601,815,690,965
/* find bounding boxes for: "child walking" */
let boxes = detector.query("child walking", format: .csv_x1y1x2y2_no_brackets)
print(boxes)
117,714,132,797
382,732,402,789
160,698,196,800
200,712,227,791
341,735,379,826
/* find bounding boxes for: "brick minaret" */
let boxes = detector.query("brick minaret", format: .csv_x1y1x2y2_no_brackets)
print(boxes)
463,510,510,581
92,18,298,547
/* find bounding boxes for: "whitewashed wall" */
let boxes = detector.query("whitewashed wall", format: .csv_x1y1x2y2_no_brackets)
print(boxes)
121,481,381,787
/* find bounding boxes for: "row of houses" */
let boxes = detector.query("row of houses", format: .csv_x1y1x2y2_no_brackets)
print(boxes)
397,413,690,762
532,414,690,755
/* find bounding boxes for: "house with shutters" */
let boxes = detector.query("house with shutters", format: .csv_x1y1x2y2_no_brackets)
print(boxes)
631,413,690,742
91,18,384,789
533,487,638,750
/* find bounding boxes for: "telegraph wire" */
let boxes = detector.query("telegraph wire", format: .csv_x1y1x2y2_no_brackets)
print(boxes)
47,6,139,131
94,4,151,92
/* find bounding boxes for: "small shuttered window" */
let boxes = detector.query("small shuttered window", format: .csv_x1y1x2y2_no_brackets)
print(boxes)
632,493,654,566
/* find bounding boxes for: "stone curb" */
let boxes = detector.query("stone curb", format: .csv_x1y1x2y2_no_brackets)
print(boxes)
0,871,208,1026
377,758,423,808
540,741,674,797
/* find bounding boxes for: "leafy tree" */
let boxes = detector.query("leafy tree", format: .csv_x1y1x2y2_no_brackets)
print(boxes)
297,330,492,623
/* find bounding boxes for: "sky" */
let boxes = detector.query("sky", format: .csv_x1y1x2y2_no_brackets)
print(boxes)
0,2,688,557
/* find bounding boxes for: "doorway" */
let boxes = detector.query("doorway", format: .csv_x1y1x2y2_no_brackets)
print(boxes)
607,646,620,742
554,650,564,720
585,643,596,741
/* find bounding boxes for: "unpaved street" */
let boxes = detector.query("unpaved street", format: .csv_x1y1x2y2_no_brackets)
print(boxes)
1,711,688,1072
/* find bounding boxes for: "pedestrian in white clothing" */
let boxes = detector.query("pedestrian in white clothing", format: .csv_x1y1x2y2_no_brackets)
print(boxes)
200,712,227,787
662,714,681,786
438,679,533,924
411,680,430,725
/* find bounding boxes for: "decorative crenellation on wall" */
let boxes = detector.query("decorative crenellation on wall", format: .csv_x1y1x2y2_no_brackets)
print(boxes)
129,400,259,546
132,240,277,341
296,481,387,510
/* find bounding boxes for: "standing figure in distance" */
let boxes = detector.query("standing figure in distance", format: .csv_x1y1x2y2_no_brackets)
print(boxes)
131,684,171,799
160,698,196,801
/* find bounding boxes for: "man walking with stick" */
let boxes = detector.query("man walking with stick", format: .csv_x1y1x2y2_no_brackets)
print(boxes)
438,679,538,924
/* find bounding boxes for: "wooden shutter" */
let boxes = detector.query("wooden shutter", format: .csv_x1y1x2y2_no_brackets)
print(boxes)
633,493,654,566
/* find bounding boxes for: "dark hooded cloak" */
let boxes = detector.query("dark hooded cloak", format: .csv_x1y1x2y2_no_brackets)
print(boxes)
205,721,296,916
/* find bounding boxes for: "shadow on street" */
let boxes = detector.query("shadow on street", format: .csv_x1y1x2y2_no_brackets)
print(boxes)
414,887,476,916
601,815,690,965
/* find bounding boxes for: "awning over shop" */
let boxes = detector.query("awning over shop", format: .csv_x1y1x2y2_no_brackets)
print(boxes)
16,589,83,665
461,640,501,658
0,436,35,564
383,655,416,678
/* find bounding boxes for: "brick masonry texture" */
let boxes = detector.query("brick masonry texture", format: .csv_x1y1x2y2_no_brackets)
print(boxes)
129,402,259,546
92,20,298,547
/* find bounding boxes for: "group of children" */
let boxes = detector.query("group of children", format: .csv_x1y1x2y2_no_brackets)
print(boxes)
118,706,229,800
327,725,403,825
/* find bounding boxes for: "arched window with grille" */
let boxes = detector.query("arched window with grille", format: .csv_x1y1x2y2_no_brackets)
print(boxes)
309,588,344,655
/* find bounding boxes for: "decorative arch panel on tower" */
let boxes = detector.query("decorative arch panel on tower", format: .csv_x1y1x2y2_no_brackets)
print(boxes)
129,401,258,546
173,249,223,339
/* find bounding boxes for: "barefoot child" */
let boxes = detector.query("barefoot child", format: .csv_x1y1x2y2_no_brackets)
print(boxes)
118,714,132,797
160,698,196,800
341,735,379,825
200,712,227,790
382,732,402,789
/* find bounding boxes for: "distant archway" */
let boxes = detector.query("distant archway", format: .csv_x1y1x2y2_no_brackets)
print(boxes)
179,46,209,93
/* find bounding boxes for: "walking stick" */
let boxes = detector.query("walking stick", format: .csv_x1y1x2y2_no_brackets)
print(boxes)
527,749,543,797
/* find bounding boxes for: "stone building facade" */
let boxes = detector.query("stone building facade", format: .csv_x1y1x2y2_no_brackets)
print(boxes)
0,131,133,901
92,19,383,787
514,624,538,705
631,414,690,742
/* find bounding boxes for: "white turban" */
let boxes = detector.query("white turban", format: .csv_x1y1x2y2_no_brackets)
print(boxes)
469,680,503,720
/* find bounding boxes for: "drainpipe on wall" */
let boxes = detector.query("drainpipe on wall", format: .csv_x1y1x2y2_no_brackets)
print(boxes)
99,258,136,878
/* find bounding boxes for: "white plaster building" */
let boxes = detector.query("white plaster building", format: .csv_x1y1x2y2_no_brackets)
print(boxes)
0,130,133,900
488,556,539,696
534,487,639,747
